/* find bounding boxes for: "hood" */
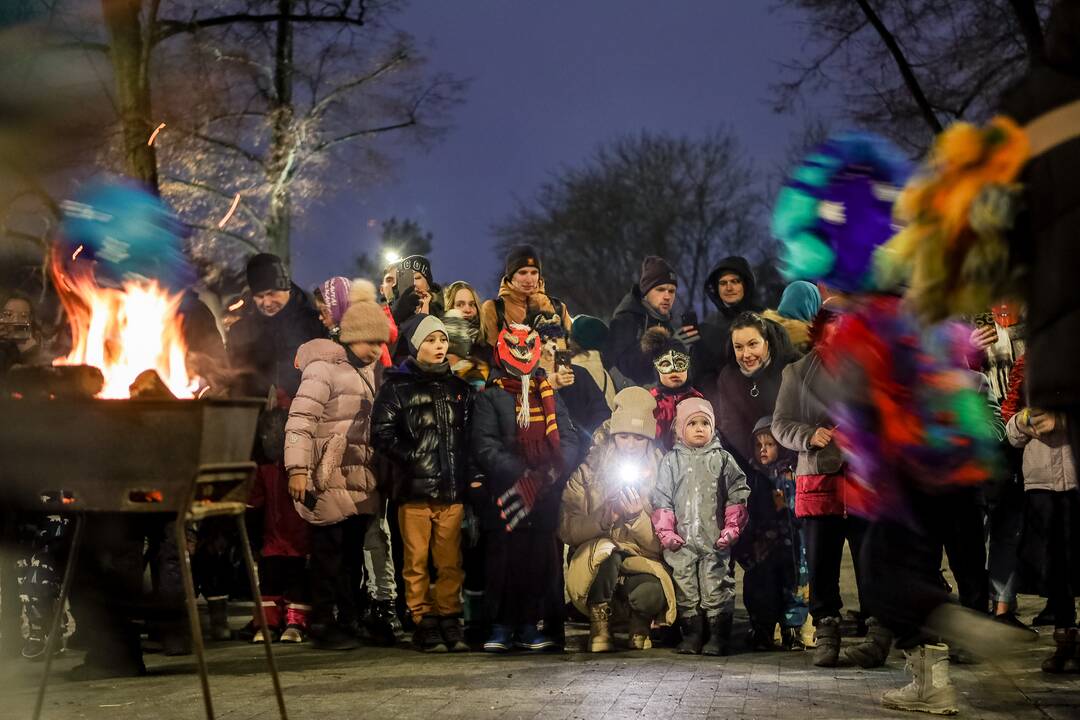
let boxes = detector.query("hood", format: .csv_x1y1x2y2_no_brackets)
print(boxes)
776,281,821,322
762,309,811,350
612,285,646,319
294,338,345,370
705,256,758,314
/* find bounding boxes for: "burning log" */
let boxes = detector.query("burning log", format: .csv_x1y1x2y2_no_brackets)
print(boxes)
4,364,104,400
129,369,178,399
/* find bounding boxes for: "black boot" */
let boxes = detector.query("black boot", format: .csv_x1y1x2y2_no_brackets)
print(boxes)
206,597,232,641
414,615,448,653
781,626,805,651
748,622,778,651
813,616,841,667
702,613,733,656
842,617,892,668
365,600,399,647
675,614,704,655
440,616,470,652
1042,628,1080,673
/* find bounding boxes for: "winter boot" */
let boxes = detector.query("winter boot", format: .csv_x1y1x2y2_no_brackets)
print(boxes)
702,613,733,657
842,617,893,668
280,603,310,643
440,616,470,652
251,597,283,644
748,622,777,651
812,616,841,667
415,616,448,653
628,613,652,650
588,602,614,653
366,600,399,647
675,613,704,655
881,644,959,716
1041,628,1080,673
206,596,232,641
781,626,805,651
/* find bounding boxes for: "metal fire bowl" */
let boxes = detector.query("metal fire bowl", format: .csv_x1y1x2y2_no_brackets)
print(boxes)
0,397,262,514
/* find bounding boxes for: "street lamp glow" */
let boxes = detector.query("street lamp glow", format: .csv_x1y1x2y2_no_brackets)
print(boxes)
383,250,402,265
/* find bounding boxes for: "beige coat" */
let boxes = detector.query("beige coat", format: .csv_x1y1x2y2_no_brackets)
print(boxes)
284,339,378,525
558,429,678,625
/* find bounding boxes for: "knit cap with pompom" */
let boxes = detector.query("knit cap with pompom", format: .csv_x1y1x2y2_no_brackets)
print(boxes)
338,279,390,344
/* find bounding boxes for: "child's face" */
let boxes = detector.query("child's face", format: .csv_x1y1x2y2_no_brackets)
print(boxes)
348,340,381,366
659,370,688,389
756,432,779,466
417,331,449,364
315,296,335,331
682,416,712,448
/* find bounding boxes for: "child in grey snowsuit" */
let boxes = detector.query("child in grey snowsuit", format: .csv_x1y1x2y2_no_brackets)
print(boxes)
651,397,750,655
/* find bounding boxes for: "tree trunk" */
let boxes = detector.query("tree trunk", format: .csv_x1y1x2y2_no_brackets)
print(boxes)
1007,0,1044,60
265,0,295,264
102,0,159,191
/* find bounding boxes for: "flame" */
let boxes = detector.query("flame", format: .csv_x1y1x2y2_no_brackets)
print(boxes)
51,255,197,399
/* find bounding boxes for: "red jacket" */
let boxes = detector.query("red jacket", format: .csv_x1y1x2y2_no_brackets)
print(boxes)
379,305,399,368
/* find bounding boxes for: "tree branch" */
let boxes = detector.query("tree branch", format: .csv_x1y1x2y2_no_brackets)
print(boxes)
161,175,266,230
154,9,367,45
166,125,267,168
309,49,409,119
183,223,263,254
309,117,417,154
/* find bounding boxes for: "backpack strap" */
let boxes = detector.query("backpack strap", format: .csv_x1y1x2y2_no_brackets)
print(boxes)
1025,98,1080,161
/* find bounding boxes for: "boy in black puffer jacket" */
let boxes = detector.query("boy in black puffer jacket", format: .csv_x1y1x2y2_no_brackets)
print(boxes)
372,314,473,653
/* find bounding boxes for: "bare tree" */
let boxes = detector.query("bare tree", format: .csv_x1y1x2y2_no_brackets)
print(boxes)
774,0,1052,152
495,131,764,319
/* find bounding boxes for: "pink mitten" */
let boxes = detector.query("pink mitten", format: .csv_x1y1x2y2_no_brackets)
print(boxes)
715,503,749,550
650,508,685,552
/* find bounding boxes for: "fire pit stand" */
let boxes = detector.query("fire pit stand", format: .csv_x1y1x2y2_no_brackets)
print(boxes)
1,397,288,720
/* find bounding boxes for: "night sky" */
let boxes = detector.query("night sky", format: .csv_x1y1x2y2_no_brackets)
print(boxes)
291,2,837,298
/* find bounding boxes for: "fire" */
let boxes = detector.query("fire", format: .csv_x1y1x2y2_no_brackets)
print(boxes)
52,257,197,399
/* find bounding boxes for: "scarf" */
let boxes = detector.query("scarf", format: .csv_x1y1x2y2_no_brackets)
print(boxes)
493,374,561,471
414,358,451,375
650,384,704,446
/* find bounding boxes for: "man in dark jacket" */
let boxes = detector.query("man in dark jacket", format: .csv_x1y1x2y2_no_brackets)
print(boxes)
605,256,698,386
227,253,326,400
999,1,1080,465
695,256,764,383
371,314,472,653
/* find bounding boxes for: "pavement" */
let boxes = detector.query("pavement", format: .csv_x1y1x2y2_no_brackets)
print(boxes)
5,558,1080,720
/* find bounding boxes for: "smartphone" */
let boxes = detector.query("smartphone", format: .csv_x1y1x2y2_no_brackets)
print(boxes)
303,490,318,511
554,350,572,370
680,310,698,328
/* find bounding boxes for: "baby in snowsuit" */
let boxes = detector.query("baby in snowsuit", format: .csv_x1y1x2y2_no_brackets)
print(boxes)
651,397,750,655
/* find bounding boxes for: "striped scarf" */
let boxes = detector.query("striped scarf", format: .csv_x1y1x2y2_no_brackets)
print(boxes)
493,374,562,471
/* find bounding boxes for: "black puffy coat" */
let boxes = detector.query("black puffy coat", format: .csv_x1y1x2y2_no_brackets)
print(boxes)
470,371,583,532
604,285,674,387
371,358,472,503
694,256,764,384
226,283,326,399
1000,62,1080,409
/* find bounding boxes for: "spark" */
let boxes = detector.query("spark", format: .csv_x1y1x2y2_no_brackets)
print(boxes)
71,244,84,261
228,298,245,312
217,193,241,228
147,122,166,146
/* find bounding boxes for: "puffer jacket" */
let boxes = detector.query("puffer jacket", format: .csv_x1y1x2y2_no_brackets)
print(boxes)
605,285,675,387
479,277,571,347
651,436,749,551
284,339,378,525
558,428,678,625
1006,413,1077,492
370,358,473,504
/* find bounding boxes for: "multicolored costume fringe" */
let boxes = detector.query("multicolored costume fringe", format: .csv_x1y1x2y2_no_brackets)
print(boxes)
877,117,1030,323
819,295,1001,521
772,132,912,293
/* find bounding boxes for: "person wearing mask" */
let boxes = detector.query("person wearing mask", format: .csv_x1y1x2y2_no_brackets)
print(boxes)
559,387,678,653
606,257,698,387
694,257,764,383
479,245,571,346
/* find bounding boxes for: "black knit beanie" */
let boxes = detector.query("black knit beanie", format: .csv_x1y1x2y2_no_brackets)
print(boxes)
246,253,290,294
504,244,542,278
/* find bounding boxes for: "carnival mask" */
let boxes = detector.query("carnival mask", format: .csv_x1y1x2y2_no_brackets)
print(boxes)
496,323,541,378
653,348,690,375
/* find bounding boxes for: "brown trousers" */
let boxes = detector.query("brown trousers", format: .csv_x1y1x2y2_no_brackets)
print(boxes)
398,501,464,619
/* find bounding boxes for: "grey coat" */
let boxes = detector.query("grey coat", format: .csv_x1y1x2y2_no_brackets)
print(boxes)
771,351,844,477
1006,413,1077,493
651,436,749,552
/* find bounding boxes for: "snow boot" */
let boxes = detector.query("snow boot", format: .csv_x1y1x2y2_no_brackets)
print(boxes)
280,602,310,643
366,600,400,646
842,617,893,668
251,596,283,644
675,613,704,655
1042,628,1080,673
702,613,733,656
628,612,652,650
881,644,959,716
812,616,841,667
589,602,613,653
206,597,232,641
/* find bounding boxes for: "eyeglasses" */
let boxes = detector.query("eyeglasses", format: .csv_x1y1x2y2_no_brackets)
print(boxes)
654,350,690,375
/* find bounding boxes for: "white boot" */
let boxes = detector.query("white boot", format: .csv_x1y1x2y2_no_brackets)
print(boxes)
881,644,959,716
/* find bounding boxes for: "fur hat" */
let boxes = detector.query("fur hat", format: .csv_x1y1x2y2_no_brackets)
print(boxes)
338,280,390,344
639,256,678,295
504,244,542,278
641,326,690,376
246,253,289,294
610,387,658,439
674,397,715,442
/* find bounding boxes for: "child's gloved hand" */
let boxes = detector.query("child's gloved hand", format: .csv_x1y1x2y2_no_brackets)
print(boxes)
497,471,547,531
650,508,686,552
715,503,749,550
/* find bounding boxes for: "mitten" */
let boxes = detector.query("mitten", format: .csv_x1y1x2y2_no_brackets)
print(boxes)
496,471,546,531
650,508,685,552
715,503,749,550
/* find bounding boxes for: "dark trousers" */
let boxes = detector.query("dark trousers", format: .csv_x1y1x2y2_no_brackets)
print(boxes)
742,550,791,630
803,514,867,622
936,488,989,614
586,551,666,619
485,528,563,636
310,515,371,626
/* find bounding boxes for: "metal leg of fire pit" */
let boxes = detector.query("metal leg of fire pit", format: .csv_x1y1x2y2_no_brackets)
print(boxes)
176,516,216,720
33,514,84,720
235,512,289,720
